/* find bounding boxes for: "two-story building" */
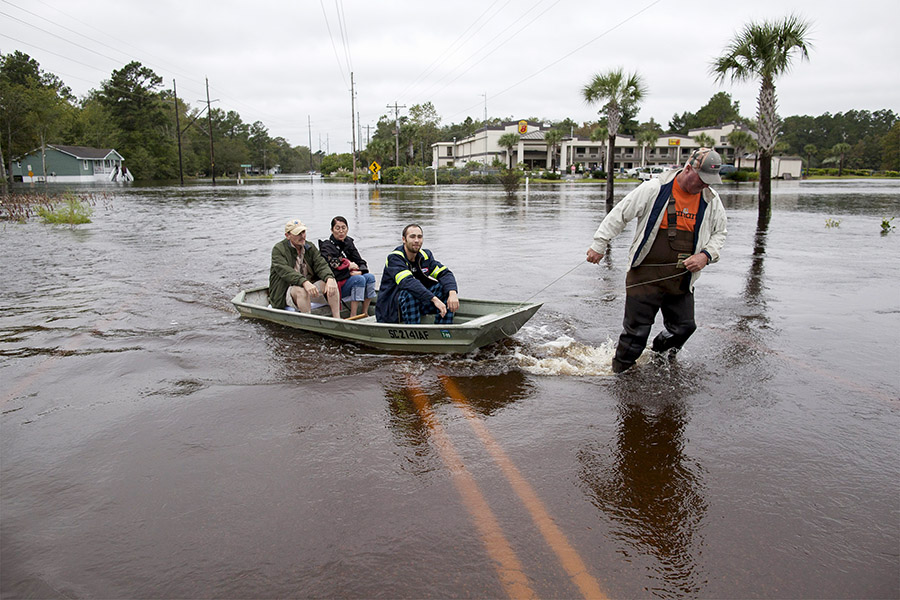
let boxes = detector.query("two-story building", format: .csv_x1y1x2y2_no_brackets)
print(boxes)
432,119,770,175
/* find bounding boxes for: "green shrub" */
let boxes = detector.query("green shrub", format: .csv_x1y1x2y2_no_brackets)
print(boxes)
726,170,759,182
380,166,405,184
38,193,93,225
591,170,606,179
499,169,522,197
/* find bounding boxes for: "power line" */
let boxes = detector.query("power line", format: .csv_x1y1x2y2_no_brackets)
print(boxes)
443,0,665,123
0,9,127,66
334,0,353,75
319,0,347,88
396,0,507,100
414,0,561,103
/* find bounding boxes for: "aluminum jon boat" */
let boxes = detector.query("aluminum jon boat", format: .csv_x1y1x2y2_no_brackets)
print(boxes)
231,286,542,354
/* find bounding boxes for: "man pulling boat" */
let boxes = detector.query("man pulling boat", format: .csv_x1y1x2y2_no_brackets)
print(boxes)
586,148,728,373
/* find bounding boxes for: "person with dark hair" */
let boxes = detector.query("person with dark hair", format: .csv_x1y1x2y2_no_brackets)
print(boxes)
586,148,728,373
318,216,376,318
375,224,458,324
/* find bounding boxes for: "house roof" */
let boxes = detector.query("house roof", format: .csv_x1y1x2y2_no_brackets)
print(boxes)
49,145,121,160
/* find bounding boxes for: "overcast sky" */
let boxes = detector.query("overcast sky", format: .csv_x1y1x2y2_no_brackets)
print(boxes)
3,0,898,151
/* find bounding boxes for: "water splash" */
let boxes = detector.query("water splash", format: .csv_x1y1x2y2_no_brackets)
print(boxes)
514,335,618,376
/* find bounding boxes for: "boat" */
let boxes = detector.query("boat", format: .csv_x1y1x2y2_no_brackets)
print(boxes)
231,286,542,354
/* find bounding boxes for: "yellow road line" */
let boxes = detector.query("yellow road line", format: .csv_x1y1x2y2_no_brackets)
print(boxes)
440,375,608,600
405,377,537,599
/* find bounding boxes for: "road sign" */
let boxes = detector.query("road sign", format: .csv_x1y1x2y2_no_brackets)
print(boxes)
240,164,251,168
369,161,381,173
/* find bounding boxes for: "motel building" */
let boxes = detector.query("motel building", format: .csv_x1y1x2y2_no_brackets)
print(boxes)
432,119,769,175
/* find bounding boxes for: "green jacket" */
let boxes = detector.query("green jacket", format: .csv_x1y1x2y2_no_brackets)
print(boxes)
269,238,335,309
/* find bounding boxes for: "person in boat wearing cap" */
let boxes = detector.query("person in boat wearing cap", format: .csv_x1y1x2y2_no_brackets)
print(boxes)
375,223,459,324
318,216,377,319
586,147,728,373
270,219,341,318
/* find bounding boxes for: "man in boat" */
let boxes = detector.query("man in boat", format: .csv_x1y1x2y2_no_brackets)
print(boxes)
375,223,459,324
269,219,341,318
586,148,728,373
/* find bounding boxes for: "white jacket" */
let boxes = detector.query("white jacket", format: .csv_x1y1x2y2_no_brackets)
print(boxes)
590,169,727,292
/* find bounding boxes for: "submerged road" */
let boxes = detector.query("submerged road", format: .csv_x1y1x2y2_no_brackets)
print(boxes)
2,179,898,598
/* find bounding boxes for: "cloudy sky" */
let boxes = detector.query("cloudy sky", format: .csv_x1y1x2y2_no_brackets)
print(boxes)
3,0,898,151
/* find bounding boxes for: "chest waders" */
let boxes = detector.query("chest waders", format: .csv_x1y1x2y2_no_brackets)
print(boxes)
613,194,698,373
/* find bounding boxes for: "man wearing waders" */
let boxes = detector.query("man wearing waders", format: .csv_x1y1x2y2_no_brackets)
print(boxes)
586,148,728,373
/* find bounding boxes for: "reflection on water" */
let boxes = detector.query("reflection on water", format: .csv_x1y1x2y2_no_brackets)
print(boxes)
721,220,773,369
579,372,707,598
381,370,531,460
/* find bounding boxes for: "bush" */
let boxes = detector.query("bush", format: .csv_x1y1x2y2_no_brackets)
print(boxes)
541,172,561,180
726,170,759,182
498,169,522,197
380,166,405,184
38,192,93,225
591,170,606,179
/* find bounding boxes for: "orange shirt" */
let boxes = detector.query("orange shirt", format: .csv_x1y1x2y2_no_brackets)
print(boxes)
659,176,701,232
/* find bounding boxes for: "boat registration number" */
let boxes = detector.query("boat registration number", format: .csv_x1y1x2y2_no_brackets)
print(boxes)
389,329,430,340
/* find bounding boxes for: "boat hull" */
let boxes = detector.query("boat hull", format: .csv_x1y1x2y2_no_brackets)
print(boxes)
231,287,541,354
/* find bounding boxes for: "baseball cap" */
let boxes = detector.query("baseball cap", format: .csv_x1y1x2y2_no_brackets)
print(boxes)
285,219,307,235
686,148,723,185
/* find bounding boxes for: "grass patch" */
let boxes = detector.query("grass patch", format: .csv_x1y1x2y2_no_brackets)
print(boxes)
38,192,93,225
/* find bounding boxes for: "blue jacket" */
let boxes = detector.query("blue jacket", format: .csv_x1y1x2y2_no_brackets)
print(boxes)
375,246,458,323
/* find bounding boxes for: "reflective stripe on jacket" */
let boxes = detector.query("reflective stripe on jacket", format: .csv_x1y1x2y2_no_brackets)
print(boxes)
375,246,457,323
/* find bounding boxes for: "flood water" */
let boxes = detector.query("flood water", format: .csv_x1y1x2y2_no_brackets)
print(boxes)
2,178,898,599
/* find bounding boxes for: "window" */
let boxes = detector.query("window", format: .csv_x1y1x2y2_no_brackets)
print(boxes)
83,160,89,170
446,147,453,157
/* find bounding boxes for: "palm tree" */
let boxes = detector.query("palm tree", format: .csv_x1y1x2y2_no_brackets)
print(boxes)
713,14,812,221
636,119,662,168
803,143,816,177
590,125,608,171
498,132,520,169
832,142,851,177
693,133,716,149
543,129,564,171
727,129,754,169
582,68,647,204
636,129,658,168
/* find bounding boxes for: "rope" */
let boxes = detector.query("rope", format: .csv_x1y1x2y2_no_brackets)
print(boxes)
625,271,689,289
513,259,688,307
519,261,584,305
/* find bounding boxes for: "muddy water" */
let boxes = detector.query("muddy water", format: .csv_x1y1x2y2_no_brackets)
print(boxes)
2,178,898,598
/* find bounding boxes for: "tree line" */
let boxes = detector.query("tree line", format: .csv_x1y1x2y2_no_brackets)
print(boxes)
1,52,318,182
2,47,897,186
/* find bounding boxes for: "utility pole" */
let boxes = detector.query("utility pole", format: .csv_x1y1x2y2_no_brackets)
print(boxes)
308,115,313,173
205,77,216,184
482,92,488,167
173,79,184,185
387,101,406,167
350,72,357,183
